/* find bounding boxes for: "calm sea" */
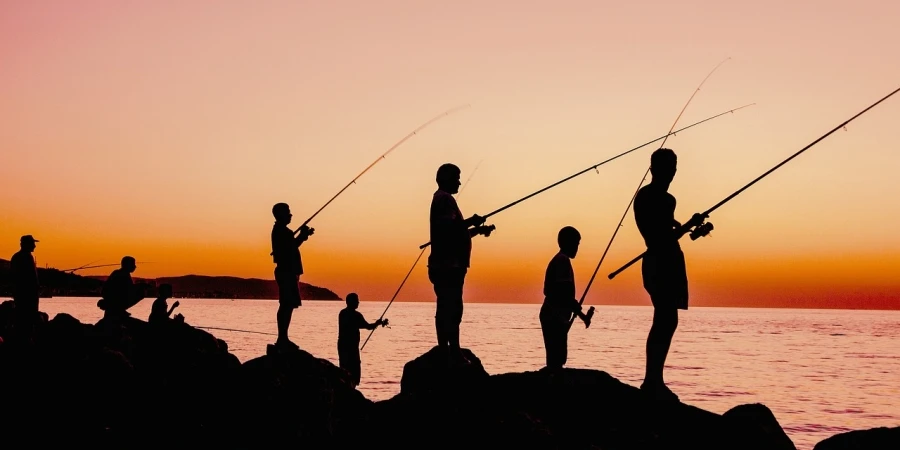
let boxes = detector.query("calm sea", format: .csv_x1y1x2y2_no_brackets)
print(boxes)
36,297,899,450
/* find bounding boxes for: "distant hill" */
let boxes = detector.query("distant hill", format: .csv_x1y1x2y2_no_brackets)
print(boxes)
0,259,341,300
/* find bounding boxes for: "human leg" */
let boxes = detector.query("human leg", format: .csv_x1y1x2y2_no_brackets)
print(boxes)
642,304,679,398
275,270,301,348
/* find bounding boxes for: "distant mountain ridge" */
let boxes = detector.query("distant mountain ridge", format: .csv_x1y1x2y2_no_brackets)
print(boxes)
0,259,341,300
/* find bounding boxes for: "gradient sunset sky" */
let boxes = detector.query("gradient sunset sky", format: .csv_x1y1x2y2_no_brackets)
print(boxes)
2,1,899,309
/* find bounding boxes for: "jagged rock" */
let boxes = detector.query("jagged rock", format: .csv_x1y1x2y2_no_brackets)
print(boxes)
233,345,373,448
400,345,490,395
0,305,851,450
723,403,796,450
367,349,799,450
813,426,900,450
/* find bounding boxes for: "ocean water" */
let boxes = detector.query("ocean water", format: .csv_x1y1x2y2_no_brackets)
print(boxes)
36,298,899,450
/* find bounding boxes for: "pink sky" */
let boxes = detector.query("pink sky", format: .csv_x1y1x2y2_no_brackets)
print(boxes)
2,1,899,309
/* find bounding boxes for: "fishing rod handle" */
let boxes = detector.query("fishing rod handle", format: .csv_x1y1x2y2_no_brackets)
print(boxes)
608,252,644,279
418,223,495,249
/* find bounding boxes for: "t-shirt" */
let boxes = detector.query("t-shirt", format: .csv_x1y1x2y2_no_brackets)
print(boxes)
338,308,370,347
428,189,472,269
271,223,303,275
542,251,580,316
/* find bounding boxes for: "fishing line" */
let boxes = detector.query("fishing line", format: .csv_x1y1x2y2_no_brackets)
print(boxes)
608,85,900,279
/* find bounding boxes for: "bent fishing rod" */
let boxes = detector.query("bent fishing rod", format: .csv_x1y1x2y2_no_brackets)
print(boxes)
290,104,471,238
418,102,755,249
61,262,154,273
568,57,731,330
196,326,278,336
361,160,482,351
608,85,900,280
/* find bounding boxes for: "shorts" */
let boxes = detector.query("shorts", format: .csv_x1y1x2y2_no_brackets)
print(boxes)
275,268,301,308
428,266,466,324
642,250,689,310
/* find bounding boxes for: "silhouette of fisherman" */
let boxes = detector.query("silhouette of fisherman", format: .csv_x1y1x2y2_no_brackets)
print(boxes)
540,226,592,371
97,256,148,320
10,235,40,341
634,148,707,401
271,202,314,350
149,283,183,324
338,292,387,387
427,163,494,365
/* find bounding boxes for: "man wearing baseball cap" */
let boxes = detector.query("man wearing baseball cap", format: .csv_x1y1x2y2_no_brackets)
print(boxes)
10,235,41,340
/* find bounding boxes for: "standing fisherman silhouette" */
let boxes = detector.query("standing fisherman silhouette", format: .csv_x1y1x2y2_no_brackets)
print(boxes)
428,163,494,365
540,227,592,371
10,235,40,341
271,202,314,350
634,149,707,401
338,293,387,387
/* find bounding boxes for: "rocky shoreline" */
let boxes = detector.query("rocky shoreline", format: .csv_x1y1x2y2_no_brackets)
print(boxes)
0,301,894,449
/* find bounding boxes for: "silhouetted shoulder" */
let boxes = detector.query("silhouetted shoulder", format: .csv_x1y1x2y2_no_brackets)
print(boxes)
634,183,657,205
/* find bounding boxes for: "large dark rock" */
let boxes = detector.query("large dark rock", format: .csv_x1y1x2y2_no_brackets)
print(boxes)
400,345,490,395
367,348,798,450
232,345,373,448
813,426,900,450
0,306,243,447
723,403,796,450
0,303,818,450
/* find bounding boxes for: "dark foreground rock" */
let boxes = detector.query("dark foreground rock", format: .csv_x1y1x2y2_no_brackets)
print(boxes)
813,426,900,450
0,301,876,449
367,345,797,449
0,300,366,448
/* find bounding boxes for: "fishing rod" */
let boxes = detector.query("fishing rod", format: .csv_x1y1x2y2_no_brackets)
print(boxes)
361,160,483,351
61,260,100,273
568,57,731,330
458,159,483,200
608,85,900,280
196,326,278,336
359,248,424,351
61,262,154,273
417,102,755,250
289,104,471,237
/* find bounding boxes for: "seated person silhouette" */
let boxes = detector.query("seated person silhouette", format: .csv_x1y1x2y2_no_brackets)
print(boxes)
338,293,387,388
97,256,148,320
149,283,182,324
540,226,592,371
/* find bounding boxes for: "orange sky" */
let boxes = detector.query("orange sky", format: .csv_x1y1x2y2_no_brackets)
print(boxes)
2,1,899,309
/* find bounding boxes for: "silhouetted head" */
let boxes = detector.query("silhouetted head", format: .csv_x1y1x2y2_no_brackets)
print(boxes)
19,235,38,252
121,256,136,273
650,148,677,184
558,226,581,258
436,163,461,194
346,292,359,310
159,283,173,298
272,202,292,224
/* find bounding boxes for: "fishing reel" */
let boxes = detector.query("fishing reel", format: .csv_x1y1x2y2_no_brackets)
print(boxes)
583,306,596,329
479,224,496,237
380,318,390,328
689,221,714,240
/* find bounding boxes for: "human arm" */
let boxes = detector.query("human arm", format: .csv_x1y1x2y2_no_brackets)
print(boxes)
167,300,180,317
294,225,315,245
674,213,708,239
357,312,387,330
467,224,495,238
